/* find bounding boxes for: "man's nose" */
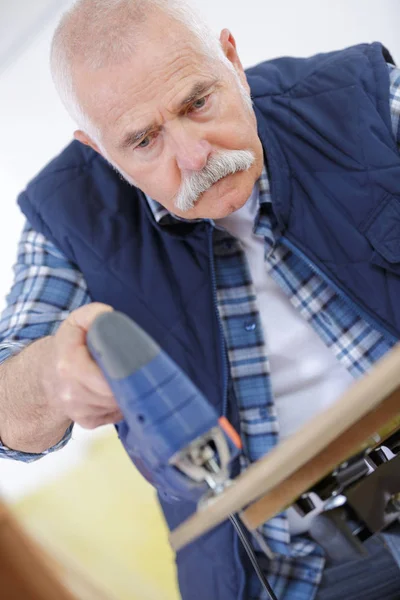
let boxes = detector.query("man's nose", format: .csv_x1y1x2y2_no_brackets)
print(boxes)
170,124,212,172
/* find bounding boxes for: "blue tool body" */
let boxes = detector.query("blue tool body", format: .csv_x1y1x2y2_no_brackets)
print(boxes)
87,311,239,502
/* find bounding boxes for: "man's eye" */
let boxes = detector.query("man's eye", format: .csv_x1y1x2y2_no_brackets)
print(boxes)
137,137,151,149
191,97,207,111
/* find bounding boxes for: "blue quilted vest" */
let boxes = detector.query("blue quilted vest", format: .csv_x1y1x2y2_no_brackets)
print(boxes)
18,42,400,599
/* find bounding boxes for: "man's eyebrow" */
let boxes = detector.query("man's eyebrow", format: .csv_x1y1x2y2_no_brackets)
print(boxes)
176,78,220,110
119,124,157,151
118,78,220,151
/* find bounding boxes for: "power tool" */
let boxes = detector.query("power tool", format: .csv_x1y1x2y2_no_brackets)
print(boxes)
86,310,241,504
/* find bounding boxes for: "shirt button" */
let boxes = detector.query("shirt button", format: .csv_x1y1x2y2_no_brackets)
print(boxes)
244,321,256,332
269,252,277,263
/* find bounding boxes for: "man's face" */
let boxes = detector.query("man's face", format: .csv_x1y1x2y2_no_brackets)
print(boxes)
74,14,264,220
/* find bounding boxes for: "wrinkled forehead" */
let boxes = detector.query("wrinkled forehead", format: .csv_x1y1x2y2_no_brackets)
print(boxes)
73,12,224,136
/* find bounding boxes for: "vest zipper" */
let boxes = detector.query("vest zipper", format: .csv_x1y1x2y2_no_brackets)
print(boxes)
279,235,399,345
207,222,228,417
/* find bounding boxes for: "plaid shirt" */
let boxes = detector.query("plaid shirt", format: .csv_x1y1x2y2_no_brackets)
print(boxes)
1,63,399,599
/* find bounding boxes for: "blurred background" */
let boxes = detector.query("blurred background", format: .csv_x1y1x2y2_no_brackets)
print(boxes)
0,1,399,598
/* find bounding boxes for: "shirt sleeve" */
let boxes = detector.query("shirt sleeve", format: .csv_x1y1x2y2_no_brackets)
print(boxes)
0,222,92,462
388,63,400,146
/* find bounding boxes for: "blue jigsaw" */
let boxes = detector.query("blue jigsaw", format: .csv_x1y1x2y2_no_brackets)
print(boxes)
87,311,241,503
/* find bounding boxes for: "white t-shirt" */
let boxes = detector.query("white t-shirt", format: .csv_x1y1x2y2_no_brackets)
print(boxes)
216,184,354,534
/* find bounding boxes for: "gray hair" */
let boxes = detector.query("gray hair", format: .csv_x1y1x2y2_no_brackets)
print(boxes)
50,0,239,144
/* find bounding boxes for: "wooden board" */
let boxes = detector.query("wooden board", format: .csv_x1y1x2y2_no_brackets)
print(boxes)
170,343,400,552
241,388,400,530
0,498,77,600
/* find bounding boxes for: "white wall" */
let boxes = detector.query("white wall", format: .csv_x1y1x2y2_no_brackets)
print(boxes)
0,0,399,497
195,0,400,68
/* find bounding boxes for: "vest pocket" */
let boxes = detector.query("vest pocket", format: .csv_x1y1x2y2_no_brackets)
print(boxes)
363,194,400,275
370,251,400,276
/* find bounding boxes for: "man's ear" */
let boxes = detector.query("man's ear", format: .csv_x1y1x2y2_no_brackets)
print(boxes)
74,130,102,154
219,29,250,92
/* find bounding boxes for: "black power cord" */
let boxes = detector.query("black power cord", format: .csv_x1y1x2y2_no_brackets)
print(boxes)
229,514,278,600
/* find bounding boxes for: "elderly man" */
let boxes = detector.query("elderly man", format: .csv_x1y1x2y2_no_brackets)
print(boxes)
0,0,400,598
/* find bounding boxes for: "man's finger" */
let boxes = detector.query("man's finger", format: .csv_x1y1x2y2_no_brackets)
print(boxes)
56,303,113,350
66,344,113,397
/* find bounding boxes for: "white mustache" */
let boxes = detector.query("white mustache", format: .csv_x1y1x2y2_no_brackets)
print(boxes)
174,149,255,212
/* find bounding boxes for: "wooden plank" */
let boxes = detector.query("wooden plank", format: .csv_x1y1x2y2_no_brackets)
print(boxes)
0,499,77,600
169,344,400,552
241,389,400,530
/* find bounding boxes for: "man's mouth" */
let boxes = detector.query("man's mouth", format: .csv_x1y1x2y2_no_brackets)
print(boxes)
206,172,237,193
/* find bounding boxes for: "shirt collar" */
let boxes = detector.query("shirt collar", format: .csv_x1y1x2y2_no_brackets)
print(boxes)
145,161,271,226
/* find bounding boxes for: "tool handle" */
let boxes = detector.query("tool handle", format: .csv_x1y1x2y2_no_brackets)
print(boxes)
87,311,222,500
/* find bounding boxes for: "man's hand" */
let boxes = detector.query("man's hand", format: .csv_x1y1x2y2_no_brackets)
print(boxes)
43,303,123,430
